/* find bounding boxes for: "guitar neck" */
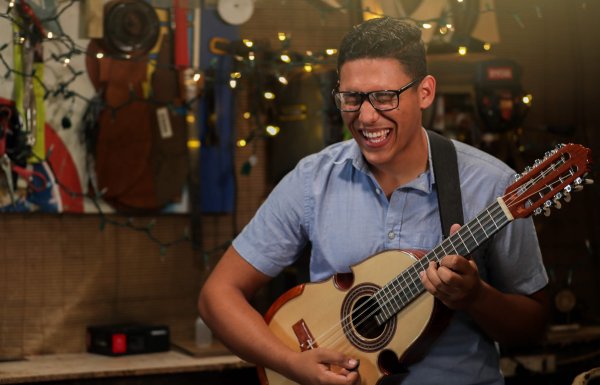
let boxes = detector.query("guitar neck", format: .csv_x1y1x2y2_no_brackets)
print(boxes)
374,198,514,325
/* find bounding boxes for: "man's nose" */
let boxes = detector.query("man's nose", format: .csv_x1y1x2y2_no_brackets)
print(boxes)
358,97,380,123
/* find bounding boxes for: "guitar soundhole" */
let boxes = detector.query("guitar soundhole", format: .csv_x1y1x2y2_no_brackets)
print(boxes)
341,283,396,352
352,296,384,339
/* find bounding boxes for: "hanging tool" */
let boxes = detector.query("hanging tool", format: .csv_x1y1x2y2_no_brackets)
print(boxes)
0,105,15,204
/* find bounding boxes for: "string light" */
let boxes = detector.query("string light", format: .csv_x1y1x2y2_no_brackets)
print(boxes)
265,125,280,136
458,46,467,55
187,139,201,149
280,53,291,63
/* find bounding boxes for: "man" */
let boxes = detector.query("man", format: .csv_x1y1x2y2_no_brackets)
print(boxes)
199,17,549,385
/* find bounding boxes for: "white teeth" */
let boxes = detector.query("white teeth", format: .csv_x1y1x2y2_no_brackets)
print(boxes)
362,129,390,143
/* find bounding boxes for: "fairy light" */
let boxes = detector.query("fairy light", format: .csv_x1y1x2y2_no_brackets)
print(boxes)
265,125,280,136
422,23,432,29
264,91,275,100
483,42,492,51
47,31,53,39
187,139,201,149
237,139,247,147
243,39,253,48
193,72,202,82
278,32,287,41
243,112,251,119
325,48,337,56
278,75,288,85
96,52,104,59
280,53,291,63
229,79,237,88
303,63,313,72
522,94,533,105
248,51,255,61
458,46,467,55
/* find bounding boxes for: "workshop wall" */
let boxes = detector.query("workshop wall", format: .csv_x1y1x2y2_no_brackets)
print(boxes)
0,0,351,359
0,0,599,362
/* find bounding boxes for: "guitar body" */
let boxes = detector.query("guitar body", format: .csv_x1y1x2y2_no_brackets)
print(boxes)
260,250,447,385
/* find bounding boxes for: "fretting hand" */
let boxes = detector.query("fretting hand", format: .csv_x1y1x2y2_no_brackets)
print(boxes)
419,224,483,310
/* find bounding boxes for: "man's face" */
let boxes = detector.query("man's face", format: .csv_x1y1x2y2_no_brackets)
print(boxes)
338,58,433,171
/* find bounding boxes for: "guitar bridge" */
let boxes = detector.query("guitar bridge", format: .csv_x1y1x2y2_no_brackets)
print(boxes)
292,319,318,351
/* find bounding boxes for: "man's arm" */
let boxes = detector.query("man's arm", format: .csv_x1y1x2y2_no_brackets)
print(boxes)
198,245,360,385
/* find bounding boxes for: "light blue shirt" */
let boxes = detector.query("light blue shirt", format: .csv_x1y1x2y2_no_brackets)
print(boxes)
234,130,548,385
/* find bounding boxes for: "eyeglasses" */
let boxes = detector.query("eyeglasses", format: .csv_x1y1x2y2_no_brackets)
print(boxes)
332,78,422,112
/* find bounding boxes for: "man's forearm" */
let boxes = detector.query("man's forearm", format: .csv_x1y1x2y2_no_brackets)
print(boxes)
467,282,549,345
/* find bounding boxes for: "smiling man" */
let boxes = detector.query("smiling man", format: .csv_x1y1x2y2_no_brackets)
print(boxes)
199,17,549,385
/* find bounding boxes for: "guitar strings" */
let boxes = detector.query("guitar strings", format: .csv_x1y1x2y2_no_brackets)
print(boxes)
310,154,570,354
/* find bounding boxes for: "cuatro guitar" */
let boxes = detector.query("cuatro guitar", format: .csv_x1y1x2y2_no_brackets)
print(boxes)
258,143,593,385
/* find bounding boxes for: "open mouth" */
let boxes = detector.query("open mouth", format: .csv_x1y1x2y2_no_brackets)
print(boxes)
361,129,391,144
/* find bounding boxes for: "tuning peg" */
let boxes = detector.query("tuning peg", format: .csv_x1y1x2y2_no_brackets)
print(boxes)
534,207,543,216
542,200,553,216
584,178,594,185
563,190,572,202
512,173,522,182
553,192,563,209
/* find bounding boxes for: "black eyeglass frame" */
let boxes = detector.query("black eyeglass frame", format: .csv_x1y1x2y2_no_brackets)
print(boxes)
332,77,423,112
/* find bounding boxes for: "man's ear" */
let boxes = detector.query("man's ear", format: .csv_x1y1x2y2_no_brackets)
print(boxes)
418,75,436,110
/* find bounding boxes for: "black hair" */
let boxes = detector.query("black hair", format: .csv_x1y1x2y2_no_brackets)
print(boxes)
337,17,427,79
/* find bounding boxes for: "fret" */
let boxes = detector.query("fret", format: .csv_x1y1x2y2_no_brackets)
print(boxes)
465,224,479,248
475,215,489,238
487,207,500,230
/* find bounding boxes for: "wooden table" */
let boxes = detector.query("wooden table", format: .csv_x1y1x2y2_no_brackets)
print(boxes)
0,349,253,384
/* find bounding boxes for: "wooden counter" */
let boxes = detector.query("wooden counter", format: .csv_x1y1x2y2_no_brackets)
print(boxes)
0,350,252,384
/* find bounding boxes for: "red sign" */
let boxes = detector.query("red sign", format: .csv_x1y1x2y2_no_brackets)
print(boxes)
487,67,513,80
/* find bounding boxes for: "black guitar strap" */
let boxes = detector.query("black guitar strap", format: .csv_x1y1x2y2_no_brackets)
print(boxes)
427,130,464,238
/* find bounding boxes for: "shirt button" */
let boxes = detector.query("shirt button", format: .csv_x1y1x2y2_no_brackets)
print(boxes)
388,231,396,240
375,188,381,194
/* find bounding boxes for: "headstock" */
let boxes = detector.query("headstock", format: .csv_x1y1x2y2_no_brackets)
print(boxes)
504,144,593,219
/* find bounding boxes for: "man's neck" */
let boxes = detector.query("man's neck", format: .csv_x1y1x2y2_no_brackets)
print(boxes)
371,128,429,197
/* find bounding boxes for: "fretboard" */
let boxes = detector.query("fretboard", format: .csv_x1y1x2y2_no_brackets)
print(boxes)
374,198,512,325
